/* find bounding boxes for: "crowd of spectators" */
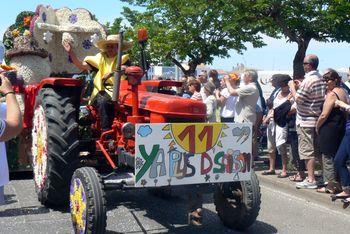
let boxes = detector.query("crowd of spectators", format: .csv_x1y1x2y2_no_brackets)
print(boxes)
177,54,350,209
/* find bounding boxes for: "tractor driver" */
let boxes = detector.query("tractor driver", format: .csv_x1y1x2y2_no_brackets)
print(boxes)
63,35,132,131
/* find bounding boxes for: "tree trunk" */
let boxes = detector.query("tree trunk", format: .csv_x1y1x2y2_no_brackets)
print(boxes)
293,38,311,79
171,58,198,77
187,60,198,77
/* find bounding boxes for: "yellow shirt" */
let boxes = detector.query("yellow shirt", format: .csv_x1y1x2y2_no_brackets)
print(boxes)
84,53,128,102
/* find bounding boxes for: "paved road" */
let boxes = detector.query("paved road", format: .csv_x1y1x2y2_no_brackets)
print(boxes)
1,177,350,234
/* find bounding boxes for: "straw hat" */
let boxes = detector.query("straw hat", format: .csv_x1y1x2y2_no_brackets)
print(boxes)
96,34,133,52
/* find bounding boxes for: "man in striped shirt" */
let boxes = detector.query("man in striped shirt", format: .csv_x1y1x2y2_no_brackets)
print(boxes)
289,54,326,189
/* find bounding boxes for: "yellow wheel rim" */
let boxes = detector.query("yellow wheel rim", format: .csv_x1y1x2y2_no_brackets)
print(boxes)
70,178,87,234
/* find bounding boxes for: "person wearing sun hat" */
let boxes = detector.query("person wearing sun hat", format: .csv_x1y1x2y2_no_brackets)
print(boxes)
215,73,239,123
63,34,132,131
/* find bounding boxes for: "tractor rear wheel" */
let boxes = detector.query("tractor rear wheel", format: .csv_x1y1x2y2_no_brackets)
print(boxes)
31,87,79,206
214,171,261,231
70,167,107,234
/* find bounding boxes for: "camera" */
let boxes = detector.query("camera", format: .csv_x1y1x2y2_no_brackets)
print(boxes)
0,70,24,86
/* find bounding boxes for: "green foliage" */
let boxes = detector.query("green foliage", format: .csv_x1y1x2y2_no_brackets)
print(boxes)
235,0,350,76
105,17,124,35
120,0,265,75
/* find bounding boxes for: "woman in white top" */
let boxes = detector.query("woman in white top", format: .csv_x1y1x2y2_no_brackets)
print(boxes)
203,82,217,122
216,73,239,123
262,75,292,178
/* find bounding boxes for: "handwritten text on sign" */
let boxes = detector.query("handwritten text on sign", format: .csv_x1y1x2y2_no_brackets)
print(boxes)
135,123,252,187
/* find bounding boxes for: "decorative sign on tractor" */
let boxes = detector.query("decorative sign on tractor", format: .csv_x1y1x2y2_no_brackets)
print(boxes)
134,123,253,187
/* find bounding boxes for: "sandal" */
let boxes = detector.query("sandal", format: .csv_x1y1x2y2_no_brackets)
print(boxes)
341,198,350,209
331,194,350,202
289,174,304,182
262,170,276,175
316,187,335,194
277,173,288,178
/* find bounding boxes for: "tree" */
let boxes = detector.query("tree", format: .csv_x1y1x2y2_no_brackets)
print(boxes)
105,17,123,35
121,0,265,76
237,0,350,77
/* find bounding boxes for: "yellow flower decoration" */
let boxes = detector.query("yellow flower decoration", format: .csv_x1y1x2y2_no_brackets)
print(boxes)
70,180,87,232
12,29,20,38
23,16,32,26
23,30,31,36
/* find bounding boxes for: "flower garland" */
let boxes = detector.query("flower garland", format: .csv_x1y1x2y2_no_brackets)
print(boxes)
2,11,35,51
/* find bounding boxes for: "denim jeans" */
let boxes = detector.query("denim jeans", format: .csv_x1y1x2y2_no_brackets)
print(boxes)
334,130,350,191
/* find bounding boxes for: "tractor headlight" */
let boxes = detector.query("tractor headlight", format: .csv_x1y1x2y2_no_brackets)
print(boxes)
121,122,135,139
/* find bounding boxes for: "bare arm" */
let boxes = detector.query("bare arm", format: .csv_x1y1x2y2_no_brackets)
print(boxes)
288,80,302,103
224,77,239,96
205,98,215,117
63,41,91,71
316,93,335,134
215,89,226,107
262,109,273,125
335,99,350,112
0,74,22,141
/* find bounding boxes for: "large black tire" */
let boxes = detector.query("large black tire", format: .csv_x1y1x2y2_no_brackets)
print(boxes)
214,171,261,231
31,87,79,206
70,167,107,234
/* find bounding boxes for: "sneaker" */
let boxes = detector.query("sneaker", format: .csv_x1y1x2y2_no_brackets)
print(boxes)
296,179,317,189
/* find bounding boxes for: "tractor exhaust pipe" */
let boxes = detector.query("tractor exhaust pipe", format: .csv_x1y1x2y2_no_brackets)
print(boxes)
112,31,124,102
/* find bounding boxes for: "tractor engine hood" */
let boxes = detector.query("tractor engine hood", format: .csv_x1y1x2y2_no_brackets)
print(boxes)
119,81,206,118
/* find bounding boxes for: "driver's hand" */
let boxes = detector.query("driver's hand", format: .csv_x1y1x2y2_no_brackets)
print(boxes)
62,40,72,53
102,72,114,81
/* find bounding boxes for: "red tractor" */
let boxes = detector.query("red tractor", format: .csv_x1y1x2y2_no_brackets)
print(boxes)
25,31,261,233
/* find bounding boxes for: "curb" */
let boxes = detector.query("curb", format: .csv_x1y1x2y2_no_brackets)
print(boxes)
256,170,350,215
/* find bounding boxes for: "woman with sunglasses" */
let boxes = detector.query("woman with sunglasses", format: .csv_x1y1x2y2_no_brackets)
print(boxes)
316,69,348,194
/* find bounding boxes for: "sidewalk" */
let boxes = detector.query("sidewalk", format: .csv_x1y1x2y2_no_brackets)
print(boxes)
255,155,350,215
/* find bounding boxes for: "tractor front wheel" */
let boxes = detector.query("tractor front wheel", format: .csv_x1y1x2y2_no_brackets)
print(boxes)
70,167,107,234
214,171,261,231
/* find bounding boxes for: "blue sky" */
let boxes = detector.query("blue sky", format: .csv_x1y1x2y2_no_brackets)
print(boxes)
1,0,349,72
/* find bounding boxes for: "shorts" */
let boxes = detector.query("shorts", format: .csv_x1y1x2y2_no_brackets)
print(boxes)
277,143,288,159
296,126,318,160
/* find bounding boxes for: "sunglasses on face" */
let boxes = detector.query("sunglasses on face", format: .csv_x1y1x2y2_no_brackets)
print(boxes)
324,77,335,82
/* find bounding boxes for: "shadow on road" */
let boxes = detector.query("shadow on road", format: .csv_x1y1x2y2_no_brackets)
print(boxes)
105,189,278,234
0,205,50,217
